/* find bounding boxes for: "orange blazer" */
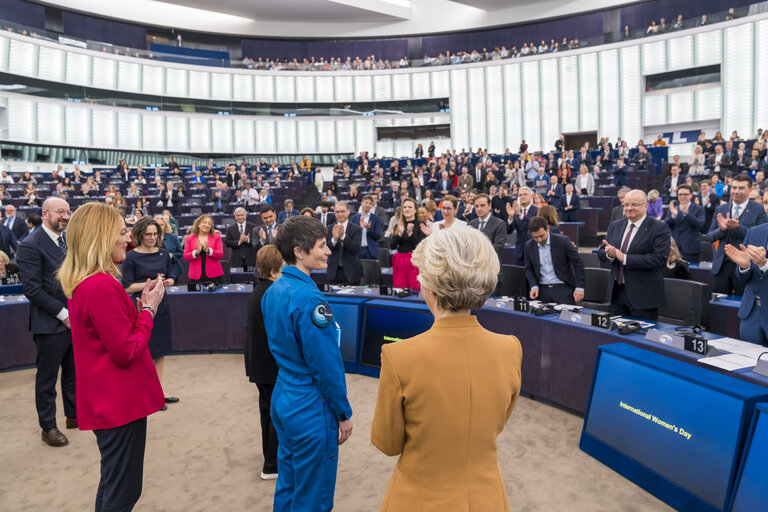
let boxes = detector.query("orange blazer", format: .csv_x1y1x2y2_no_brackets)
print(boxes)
371,315,522,512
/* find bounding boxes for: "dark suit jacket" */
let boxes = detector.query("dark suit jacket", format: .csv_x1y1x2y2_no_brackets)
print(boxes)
708,153,732,172
317,211,336,227
0,224,18,257
224,221,257,268
4,216,29,242
245,278,278,384
277,209,299,224
160,188,181,215
736,224,768,321
351,212,382,256
664,203,705,255
433,179,454,195
506,205,539,264
707,200,768,274
16,228,69,334
698,193,721,233
469,215,506,256
209,188,231,213
326,222,363,284
557,193,580,222
546,183,564,205
663,175,683,197
524,232,585,290
598,216,671,310
610,205,625,222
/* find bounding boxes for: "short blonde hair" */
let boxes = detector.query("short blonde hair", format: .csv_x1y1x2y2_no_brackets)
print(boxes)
648,189,659,201
58,202,124,298
154,215,172,235
412,225,499,312
0,250,9,265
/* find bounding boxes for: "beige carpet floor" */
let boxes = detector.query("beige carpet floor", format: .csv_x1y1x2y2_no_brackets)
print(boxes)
1,354,670,511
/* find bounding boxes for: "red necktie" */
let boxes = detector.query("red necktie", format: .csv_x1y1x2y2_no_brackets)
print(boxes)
617,223,635,284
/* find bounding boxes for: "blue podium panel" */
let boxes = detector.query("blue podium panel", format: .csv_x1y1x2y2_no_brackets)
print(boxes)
729,403,768,511
581,343,768,512
325,296,367,374
358,300,433,377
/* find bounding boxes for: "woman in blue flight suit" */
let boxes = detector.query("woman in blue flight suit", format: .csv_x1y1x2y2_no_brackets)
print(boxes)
262,215,354,512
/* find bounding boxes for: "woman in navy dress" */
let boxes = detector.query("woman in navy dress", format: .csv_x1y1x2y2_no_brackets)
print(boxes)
122,217,179,407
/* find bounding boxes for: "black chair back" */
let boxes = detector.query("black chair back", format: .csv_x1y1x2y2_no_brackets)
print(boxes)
699,239,713,262
498,265,527,297
378,247,392,268
581,267,612,311
580,252,601,268
658,278,710,326
361,259,381,286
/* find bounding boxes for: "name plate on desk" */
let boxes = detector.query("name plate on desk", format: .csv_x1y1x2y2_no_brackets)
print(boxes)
684,335,709,356
559,309,613,329
645,328,685,350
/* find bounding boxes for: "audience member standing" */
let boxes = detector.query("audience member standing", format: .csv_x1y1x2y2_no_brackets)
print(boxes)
155,215,183,280
351,195,382,260
224,207,256,271
245,245,283,480
558,183,580,222
707,174,767,295
664,185,705,263
524,216,585,305
183,214,224,284
697,180,721,232
59,202,165,512
726,223,768,344
598,190,670,320
253,205,278,253
277,199,299,224
468,193,506,257
4,205,29,242
122,217,178,407
326,201,363,286
390,198,426,289
505,186,538,266
16,197,75,447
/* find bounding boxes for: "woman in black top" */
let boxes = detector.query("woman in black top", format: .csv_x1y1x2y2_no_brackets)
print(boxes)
245,245,283,480
663,238,692,280
390,198,426,288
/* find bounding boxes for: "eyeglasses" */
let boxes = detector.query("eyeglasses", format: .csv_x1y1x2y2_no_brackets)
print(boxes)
45,209,72,216
623,203,646,208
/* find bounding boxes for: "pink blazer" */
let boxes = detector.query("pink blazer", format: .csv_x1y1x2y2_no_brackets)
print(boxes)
183,232,224,280
69,273,164,430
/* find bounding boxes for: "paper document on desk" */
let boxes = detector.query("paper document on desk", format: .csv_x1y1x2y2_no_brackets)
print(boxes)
611,317,655,329
698,353,757,371
708,338,768,358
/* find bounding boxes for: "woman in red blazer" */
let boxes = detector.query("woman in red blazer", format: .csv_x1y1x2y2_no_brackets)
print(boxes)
58,202,166,512
183,214,224,283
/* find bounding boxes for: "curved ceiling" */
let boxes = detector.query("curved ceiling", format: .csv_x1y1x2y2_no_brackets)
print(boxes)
34,0,641,39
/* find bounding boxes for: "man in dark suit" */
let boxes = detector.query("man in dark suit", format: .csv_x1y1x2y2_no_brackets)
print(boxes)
224,207,257,271
707,174,768,295
473,162,485,191
545,176,564,205
708,145,731,176
505,187,538,266
210,181,231,214
696,180,721,233
0,223,18,258
433,171,454,197
468,193,506,258
664,185,705,263
277,199,299,224
663,165,683,201
253,204,278,252
598,189,671,320
576,148,592,169
160,181,181,216
727,223,768,345
4,205,29,242
316,202,336,227
16,198,75,447
558,183,580,222
525,216,585,305
632,145,653,171
610,187,630,222
326,201,363,285
351,195,382,260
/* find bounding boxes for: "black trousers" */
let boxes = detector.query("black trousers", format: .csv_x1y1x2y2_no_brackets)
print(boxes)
539,284,574,305
256,383,279,474
34,331,76,431
359,247,376,260
329,266,360,286
94,417,147,512
713,259,746,295
610,283,659,321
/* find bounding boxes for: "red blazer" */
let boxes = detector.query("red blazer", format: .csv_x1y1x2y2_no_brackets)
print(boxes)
69,273,164,430
183,232,224,280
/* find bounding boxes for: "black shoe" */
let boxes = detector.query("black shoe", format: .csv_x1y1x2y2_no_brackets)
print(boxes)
161,404,168,411
164,396,180,403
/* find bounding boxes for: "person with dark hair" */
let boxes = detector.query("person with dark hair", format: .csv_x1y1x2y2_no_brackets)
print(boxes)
245,245,283,480
253,204,278,252
262,216,353,511
390,198,427,289
25,213,42,235
708,174,768,294
664,184,704,263
122,217,178,407
525,216,585,305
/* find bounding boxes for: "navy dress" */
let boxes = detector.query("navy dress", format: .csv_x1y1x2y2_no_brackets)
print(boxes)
121,249,175,359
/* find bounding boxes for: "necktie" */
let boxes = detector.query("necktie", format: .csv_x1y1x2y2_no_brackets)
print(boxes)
522,208,527,217
240,224,244,235
617,223,635,284
479,220,486,231
734,205,742,219
267,226,273,243
57,235,67,254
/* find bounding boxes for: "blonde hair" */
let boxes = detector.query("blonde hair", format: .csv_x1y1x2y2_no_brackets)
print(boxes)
668,237,684,263
58,202,124,298
0,250,9,265
190,214,214,236
648,189,660,201
412,225,499,312
154,215,172,235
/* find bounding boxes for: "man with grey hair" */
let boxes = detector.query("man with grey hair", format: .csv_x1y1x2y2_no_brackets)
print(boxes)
598,189,670,320
611,187,631,222
277,199,299,224
326,201,363,285
224,207,257,271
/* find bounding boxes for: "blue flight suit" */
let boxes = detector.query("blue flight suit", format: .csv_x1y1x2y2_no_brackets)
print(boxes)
262,266,353,512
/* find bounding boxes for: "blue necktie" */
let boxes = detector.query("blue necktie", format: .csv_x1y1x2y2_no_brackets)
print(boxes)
57,236,67,254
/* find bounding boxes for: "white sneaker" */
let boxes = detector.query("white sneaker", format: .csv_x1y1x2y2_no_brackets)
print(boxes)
261,472,278,480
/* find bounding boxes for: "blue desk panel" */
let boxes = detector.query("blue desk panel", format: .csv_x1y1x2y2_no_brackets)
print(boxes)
358,299,433,377
581,343,768,512
325,296,367,374
729,403,768,511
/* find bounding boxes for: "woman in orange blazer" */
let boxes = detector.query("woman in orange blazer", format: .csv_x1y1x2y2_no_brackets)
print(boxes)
371,225,522,512
183,214,224,283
